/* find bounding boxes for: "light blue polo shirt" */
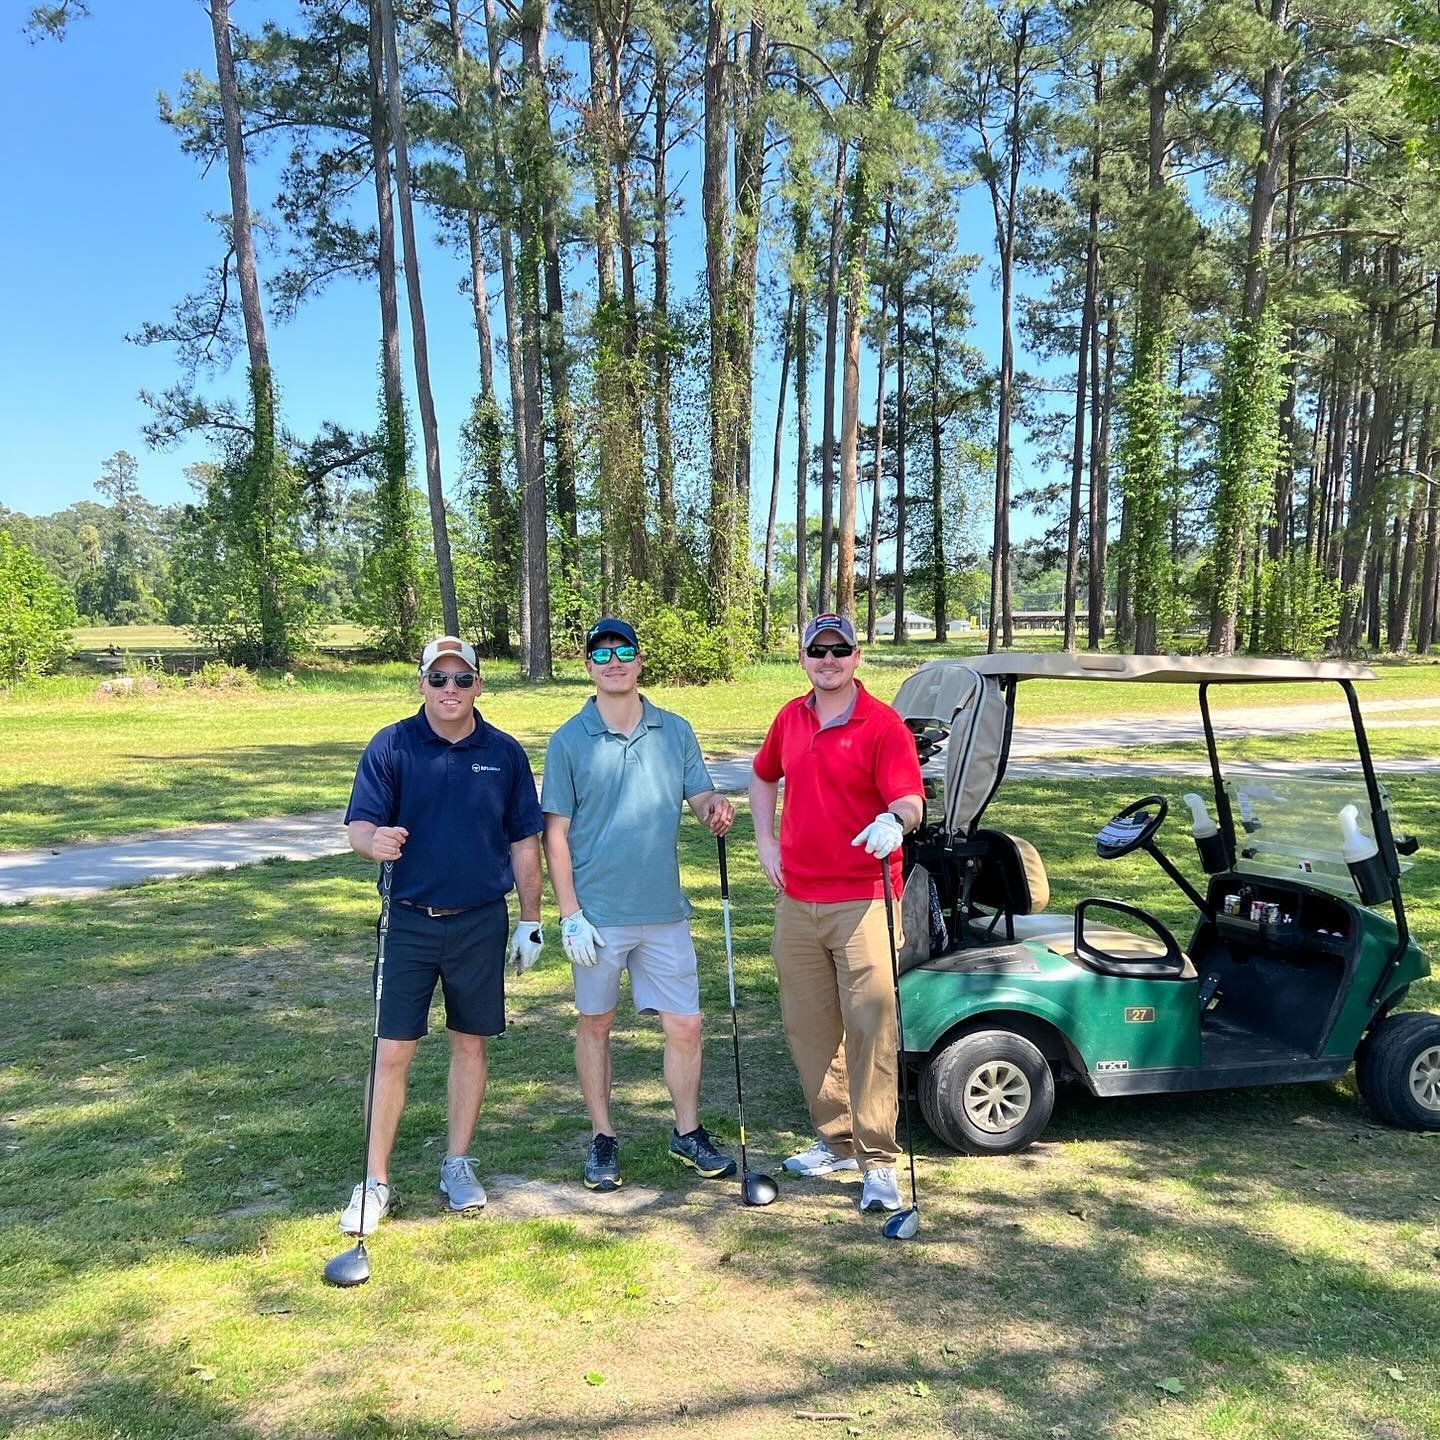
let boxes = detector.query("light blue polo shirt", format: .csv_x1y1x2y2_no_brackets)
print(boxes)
541,696,714,926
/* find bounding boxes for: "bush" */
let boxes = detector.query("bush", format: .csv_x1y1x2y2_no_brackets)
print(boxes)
616,582,753,685
0,529,75,685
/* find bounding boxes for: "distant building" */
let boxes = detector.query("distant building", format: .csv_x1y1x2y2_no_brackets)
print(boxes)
874,609,975,637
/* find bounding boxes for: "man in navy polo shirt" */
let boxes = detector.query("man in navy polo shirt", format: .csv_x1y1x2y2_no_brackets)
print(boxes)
338,635,544,1235
542,617,737,1192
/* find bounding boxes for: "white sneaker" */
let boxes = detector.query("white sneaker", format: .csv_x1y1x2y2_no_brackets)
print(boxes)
339,1179,391,1235
860,1166,902,1212
782,1140,860,1176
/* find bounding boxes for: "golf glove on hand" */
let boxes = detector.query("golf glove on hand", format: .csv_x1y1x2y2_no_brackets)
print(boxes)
561,910,606,967
508,921,544,974
851,811,905,858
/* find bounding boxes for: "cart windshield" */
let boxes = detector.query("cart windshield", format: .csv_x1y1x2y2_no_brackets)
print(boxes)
1225,774,1411,902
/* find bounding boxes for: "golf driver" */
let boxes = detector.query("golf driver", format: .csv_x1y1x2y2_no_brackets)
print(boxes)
323,858,394,1287
717,833,779,1206
880,858,920,1240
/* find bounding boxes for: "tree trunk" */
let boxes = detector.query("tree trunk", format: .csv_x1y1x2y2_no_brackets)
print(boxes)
652,55,677,601
985,14,1028,653
818,139,848,614
930,324,947,642
762,289,795,650
728,14,768,524
446,0,509,657
865,200,893,645
836,5,887,621
515,0,554,678
1063,176,1097,652
892,250,907,646
795,266,811,642
703,2,735,618
1417,275,1440,653
1339,247,1400,651
484,0,532,653
378,0,459,635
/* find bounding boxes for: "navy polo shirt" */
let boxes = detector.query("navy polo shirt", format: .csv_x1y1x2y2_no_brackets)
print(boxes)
345,707,543,908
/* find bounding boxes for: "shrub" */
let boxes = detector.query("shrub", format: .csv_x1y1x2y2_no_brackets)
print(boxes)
616,582,751,685
0,529,75,685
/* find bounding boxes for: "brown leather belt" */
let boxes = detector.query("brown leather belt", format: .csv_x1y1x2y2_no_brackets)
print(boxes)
397,900,472,918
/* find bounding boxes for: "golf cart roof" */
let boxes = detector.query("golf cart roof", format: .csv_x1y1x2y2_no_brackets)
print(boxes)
925,653,1378,684
891,653,1378,840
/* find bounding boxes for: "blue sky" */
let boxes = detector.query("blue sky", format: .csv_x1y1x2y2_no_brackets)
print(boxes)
0,3,1055,550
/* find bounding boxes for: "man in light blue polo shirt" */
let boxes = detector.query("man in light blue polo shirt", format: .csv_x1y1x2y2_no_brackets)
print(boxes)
542,616,736,1192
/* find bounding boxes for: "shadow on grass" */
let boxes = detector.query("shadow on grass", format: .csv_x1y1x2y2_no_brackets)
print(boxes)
3,822,1438,1439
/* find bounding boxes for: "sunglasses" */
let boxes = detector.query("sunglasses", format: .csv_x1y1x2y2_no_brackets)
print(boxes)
805,643,855,659
424,671,478,689
588,645,638,664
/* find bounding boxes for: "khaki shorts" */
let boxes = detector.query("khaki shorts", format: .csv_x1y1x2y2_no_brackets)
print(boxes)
572,920,701,1016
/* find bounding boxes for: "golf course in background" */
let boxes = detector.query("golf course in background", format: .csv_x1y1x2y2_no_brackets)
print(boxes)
2,639,1438,1438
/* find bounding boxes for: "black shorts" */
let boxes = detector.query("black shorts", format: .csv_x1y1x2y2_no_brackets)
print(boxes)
375,899,508,1040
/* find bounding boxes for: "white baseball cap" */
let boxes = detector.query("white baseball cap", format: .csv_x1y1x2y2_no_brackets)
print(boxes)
418,635,478,673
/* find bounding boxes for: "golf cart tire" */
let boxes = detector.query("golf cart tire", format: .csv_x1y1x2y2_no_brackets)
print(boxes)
920,1028,1056,1156
1355,1011,1440,1132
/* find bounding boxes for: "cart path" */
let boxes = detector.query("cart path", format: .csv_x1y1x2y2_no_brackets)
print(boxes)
3,701,1438,905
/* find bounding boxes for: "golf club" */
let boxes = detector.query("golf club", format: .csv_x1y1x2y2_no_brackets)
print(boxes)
323,858,394,1287
880,858,920,1240
717,833,779,1206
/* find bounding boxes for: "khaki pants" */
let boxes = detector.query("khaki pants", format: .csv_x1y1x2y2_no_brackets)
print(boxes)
771,895,900,1170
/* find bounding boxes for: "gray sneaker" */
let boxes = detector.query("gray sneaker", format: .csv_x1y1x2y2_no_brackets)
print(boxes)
439,1155,487,1212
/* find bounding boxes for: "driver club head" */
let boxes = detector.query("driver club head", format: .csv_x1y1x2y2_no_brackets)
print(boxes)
322,1239,371,1287
881,1207,919,1241
740,1170,779,1207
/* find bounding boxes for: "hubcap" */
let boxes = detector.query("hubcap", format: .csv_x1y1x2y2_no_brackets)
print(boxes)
962,1060,1032,1134
1409,1044,1440,1113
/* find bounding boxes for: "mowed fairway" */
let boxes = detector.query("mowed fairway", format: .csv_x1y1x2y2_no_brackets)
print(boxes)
5,647,1440,851
2,755,1438,1439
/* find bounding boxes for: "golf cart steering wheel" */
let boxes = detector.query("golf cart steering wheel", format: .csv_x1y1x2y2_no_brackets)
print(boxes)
1095,795,1168,860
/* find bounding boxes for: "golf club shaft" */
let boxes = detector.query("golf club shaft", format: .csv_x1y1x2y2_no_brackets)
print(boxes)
717,835,750,1177
355,859,394,1238
881,862,919,1212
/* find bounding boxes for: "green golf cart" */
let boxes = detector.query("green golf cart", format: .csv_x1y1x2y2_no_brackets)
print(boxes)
889,652,1440,1155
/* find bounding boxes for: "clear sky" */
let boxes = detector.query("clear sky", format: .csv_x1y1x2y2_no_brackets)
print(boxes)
0,3,1057,550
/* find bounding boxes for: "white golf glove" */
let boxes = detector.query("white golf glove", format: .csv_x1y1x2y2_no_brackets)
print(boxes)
561,909,606,967
508,921,544,974
851,811,905,858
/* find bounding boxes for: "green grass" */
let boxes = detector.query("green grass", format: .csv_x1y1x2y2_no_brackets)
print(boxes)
71,623,373,656
2,789,1438,1439
7,651,1440,852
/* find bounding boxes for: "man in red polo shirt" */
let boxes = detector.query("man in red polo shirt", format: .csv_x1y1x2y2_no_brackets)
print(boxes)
749,614,924,1213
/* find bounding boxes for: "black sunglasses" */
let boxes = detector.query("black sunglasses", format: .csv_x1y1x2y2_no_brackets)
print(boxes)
805,643,855,659
424,671,478,689
588,645,638,664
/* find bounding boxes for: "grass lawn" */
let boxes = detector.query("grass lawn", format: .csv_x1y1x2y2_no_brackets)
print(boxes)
5,650,1440,852
3,777,1438,1439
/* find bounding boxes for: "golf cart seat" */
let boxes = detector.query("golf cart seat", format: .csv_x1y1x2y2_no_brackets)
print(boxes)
969,830,1050,916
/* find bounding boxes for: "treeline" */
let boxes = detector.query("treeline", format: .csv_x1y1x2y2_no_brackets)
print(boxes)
21,1,1440,672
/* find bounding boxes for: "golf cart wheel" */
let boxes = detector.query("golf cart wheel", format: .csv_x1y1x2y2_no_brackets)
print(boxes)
1355,1011,1440,1132
920,1029,1055,1156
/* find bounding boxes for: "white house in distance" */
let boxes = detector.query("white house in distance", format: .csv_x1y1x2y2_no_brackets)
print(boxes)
874,609,975,637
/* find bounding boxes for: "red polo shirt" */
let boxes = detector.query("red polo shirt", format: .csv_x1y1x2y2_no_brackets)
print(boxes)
753,679,924,902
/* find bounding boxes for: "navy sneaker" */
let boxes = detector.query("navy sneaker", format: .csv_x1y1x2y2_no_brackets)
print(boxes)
669,1124,738,1179
584,1132,622,1191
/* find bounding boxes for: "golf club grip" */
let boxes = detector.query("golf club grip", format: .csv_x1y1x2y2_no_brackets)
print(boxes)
717,832,729,897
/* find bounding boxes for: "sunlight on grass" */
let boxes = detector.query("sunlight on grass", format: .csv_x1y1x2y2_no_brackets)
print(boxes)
2,792,1438,1438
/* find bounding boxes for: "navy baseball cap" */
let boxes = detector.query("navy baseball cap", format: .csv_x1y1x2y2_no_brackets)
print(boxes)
585,616,639,654
802,613,857,647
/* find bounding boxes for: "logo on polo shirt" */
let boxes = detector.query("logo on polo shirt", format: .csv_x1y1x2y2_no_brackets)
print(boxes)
472,762,501,773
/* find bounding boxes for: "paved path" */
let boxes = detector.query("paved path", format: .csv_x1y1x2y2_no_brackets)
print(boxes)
3,699,1437,905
